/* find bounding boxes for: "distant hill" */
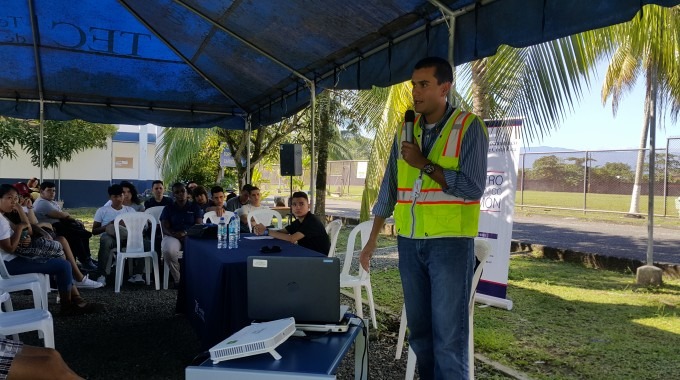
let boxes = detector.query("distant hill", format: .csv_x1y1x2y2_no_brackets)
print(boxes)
519,146,642,170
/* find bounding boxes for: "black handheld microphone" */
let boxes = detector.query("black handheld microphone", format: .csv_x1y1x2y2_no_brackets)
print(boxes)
404,110,415,143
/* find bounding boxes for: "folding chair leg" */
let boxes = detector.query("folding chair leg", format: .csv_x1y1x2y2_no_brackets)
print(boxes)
396,304,407,359
115,257,125,293
405,347,416,380
152,255,160,291
365,282,377,329
353,286,364,319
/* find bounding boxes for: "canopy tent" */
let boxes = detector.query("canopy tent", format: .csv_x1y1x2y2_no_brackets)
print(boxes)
2,0,679,130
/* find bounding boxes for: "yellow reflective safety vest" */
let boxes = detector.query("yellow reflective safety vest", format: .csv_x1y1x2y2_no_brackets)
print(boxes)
394,109,487,238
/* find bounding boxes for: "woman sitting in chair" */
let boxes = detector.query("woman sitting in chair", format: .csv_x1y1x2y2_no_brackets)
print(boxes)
7,183,102,289
0,184,104,316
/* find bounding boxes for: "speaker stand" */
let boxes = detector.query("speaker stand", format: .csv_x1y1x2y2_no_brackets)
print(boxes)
288,176,293,224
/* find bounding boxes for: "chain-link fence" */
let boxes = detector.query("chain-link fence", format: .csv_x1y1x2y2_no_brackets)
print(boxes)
518,137,680,216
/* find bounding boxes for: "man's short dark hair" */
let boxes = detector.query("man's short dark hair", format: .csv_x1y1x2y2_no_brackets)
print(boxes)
152,180,164,187
414,57,453,85
248,186,259,194
171,182,185,192
210,186,224,196
108,184,123,196
292,191,308,201
40,181,56,191
241,184,253,193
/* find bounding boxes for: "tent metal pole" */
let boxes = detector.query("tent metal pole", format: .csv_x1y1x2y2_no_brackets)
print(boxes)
310,82,316,213
119,0,244,109
28,0,45,182
429,0,457,106
175,0,310,84
0,97,237,116
246,115,252,185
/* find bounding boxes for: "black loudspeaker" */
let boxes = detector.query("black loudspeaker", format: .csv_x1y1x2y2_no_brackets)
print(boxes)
280,144,302,176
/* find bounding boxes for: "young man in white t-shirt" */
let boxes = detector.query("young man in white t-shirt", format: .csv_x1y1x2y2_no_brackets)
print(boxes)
236,186,270,232
91,184,136,285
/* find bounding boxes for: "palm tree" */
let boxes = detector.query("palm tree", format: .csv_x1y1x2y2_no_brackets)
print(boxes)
353,5,680,226
598,5,680,215
352,31,603,220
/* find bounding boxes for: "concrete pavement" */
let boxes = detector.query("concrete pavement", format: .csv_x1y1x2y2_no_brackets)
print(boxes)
322,198,680,267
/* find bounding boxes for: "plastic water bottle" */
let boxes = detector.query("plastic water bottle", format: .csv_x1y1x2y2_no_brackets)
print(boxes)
217,217,227,249
235,215,240,241
228,216,238,249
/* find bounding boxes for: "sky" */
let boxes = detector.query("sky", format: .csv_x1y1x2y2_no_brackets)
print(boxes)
524,63,679,151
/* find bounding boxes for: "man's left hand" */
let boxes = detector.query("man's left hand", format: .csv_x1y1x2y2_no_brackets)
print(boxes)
401,141,428,169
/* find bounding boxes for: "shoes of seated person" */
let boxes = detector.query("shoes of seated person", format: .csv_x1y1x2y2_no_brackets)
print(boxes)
74,274,104,289
60,301,105,316
127,274,145,284
96,275,106,287
80,259,98,271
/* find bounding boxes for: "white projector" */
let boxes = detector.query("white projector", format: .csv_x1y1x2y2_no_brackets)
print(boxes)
209,317,296,364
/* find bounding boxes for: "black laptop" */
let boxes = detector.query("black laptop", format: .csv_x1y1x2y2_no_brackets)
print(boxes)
247,256,350,332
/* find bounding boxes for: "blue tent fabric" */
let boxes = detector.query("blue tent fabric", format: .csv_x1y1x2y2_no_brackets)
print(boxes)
1,0,678,130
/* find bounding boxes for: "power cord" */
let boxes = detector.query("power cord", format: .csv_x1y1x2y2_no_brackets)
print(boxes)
346,313,368,380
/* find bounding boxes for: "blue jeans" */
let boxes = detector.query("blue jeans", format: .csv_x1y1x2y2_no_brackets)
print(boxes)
5,257,73,293
398,236,474,380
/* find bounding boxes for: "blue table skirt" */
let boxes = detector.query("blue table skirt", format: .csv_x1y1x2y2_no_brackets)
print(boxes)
184,235,323,349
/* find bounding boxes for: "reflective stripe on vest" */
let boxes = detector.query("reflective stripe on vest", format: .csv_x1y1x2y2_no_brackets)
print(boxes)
394,109,485,238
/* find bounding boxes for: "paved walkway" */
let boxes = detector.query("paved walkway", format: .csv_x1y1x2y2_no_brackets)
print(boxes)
324,199,680,265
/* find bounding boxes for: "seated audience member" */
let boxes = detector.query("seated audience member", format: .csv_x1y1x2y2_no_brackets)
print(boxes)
236,186,270,232
103,181,145,212
0,337,84,379
205,186,228,216
191,186,214,212
91,184,146,286
26,177,40,201
252,191,331,255
33,182,96,271
186,181,198,201
8,184,102,289
144,180,173,209
225,184,252,212
0,184,103,315
160,183,203,285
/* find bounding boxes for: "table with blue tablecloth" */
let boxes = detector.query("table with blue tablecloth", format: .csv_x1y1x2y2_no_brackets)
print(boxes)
183,235,324,349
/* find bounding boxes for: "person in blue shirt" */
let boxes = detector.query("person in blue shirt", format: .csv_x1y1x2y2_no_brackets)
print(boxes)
160,183,203,285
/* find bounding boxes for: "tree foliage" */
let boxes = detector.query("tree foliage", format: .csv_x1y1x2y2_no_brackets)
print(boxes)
0,117,117,168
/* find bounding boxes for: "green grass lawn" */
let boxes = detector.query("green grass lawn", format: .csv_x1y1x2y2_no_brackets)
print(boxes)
370,255,680,380
517,190,678,215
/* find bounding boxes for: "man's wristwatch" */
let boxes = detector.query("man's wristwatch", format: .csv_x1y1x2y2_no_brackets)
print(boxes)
263,229,269,236
422,163,436,175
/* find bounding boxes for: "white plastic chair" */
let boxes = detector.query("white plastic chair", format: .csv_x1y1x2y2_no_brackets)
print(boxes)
0,255,48,310
113,213,160,293
324,219,343,257
247,209,283,232
0,292,54,348
396,239,492,379
203,210,233,224
340,220,377,329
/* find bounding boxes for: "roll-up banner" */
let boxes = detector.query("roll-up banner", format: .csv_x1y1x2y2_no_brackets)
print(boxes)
475,120,522,310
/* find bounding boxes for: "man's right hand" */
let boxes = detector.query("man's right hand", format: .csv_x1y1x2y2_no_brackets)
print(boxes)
359,239,377,272
215,208,225,217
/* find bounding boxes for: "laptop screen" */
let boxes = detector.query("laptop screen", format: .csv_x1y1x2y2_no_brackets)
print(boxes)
247,256,341,324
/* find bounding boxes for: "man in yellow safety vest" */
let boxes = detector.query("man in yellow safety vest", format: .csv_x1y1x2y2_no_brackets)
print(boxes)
360,56,488,379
